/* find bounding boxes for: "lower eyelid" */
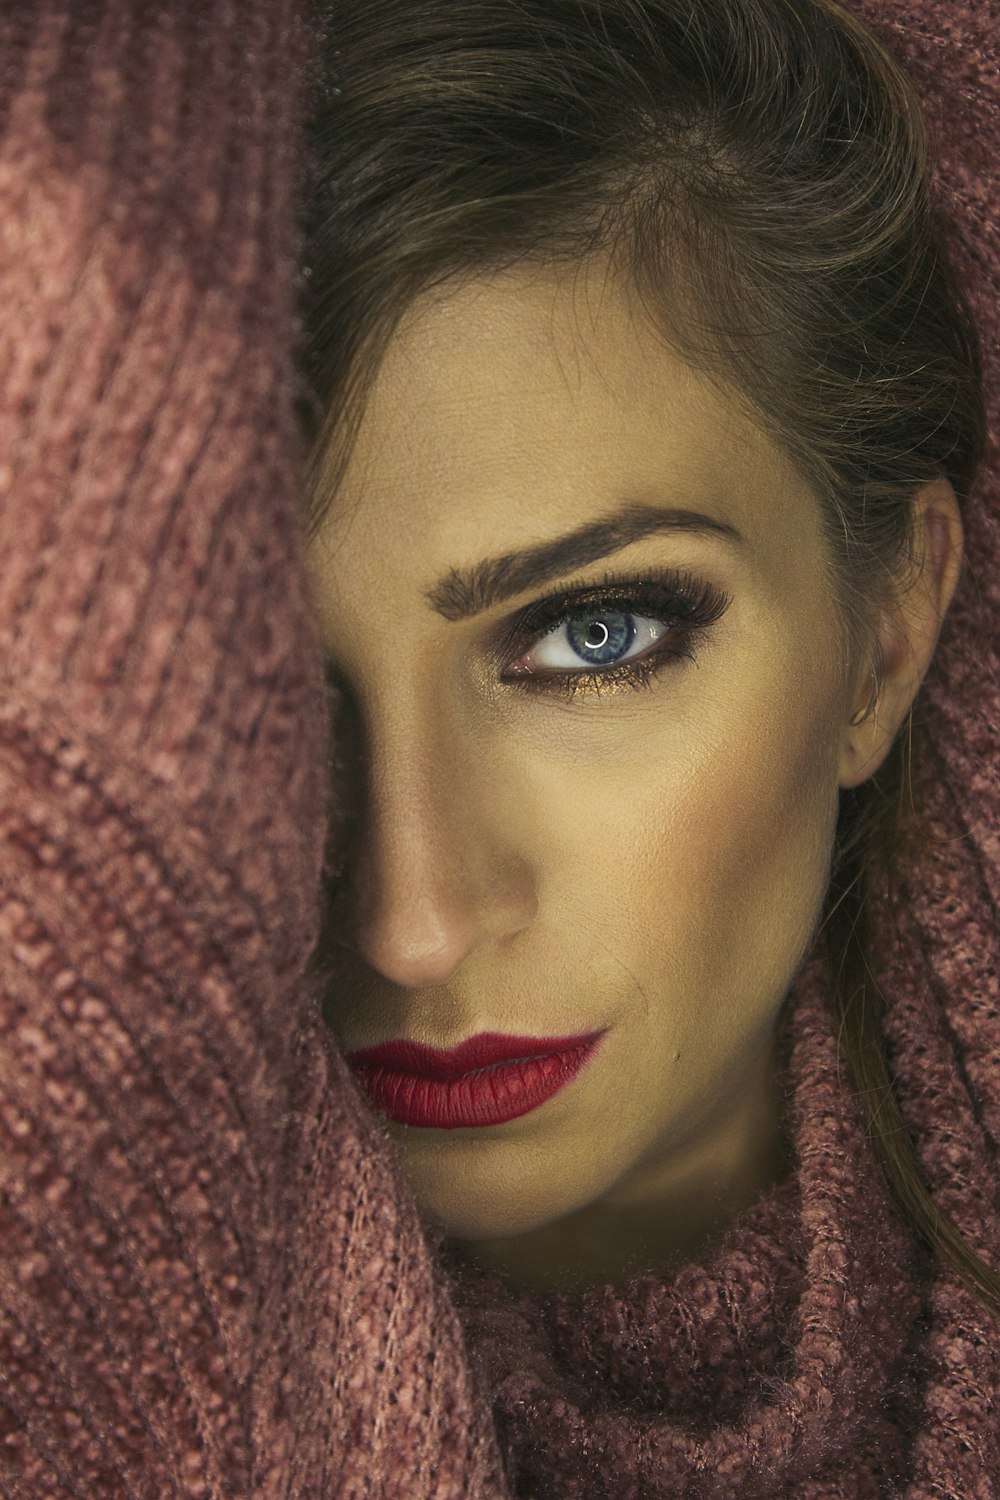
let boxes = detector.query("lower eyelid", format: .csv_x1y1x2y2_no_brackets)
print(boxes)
506,628,697,695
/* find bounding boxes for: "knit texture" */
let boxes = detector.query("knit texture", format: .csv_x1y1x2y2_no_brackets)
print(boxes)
0,1,998,1498
0,3,505,1496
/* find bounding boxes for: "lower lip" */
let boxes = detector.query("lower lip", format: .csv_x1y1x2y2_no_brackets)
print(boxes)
346,1033,605,1129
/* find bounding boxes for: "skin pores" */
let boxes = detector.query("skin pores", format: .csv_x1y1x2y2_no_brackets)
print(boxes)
306,260,863,1291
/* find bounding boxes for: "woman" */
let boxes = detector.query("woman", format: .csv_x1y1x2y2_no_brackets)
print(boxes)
0,0,996,1497
301,0,979,1293
298,0,1000,1490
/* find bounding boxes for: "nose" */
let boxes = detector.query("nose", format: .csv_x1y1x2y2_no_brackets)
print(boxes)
341,721,537,989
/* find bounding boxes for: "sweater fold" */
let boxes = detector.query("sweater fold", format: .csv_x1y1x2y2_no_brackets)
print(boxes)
0,4,508,1495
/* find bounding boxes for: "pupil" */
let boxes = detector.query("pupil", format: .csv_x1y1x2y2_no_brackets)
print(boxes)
567,612,635,665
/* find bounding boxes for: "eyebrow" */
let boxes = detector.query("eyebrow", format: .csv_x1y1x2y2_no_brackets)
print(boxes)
424,502,744,621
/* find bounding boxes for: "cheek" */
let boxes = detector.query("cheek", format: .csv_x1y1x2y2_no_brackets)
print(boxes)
666,704,841,984
531,674,842,1027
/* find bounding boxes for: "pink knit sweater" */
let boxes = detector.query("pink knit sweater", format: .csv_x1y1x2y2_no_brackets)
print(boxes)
0,2,996,1497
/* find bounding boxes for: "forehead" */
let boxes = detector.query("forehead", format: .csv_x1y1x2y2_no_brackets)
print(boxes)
310,259,823,583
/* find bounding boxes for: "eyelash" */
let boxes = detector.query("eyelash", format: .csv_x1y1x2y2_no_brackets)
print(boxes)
494,567,731,699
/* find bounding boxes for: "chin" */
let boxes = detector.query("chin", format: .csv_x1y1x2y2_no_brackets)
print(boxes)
398,1143,596,1243
410,1179,553,1243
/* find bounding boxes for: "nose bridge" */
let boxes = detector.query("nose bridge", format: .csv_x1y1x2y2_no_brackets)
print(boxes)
351,688,534,986
368,708,469,889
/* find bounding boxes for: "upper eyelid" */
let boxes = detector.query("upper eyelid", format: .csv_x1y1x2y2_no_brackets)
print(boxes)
537,585,675,621
512,569,695,615
501,570,717,637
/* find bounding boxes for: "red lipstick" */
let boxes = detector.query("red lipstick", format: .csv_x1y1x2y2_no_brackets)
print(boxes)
345,1030,606,1129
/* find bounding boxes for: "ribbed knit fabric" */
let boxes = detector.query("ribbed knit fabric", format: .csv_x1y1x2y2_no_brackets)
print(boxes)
0,4,506,1496
0,1,998,1498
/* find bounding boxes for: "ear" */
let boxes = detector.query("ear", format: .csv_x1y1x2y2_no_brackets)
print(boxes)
838,477,964,790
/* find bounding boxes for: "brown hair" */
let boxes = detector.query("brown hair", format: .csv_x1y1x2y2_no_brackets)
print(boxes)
297,0,998,1311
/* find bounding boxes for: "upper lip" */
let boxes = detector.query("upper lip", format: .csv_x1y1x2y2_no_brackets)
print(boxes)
344,1029,606,1079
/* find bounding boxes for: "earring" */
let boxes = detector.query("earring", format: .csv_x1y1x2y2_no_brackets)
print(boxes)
849,669,880,728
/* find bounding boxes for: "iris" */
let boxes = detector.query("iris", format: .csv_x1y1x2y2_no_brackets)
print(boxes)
566,612,636,666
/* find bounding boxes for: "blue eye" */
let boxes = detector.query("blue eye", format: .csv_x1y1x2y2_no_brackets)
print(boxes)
527,609,665,671
498,569,730,695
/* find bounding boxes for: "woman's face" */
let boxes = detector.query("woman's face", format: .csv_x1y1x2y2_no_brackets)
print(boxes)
306,260,862,1274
